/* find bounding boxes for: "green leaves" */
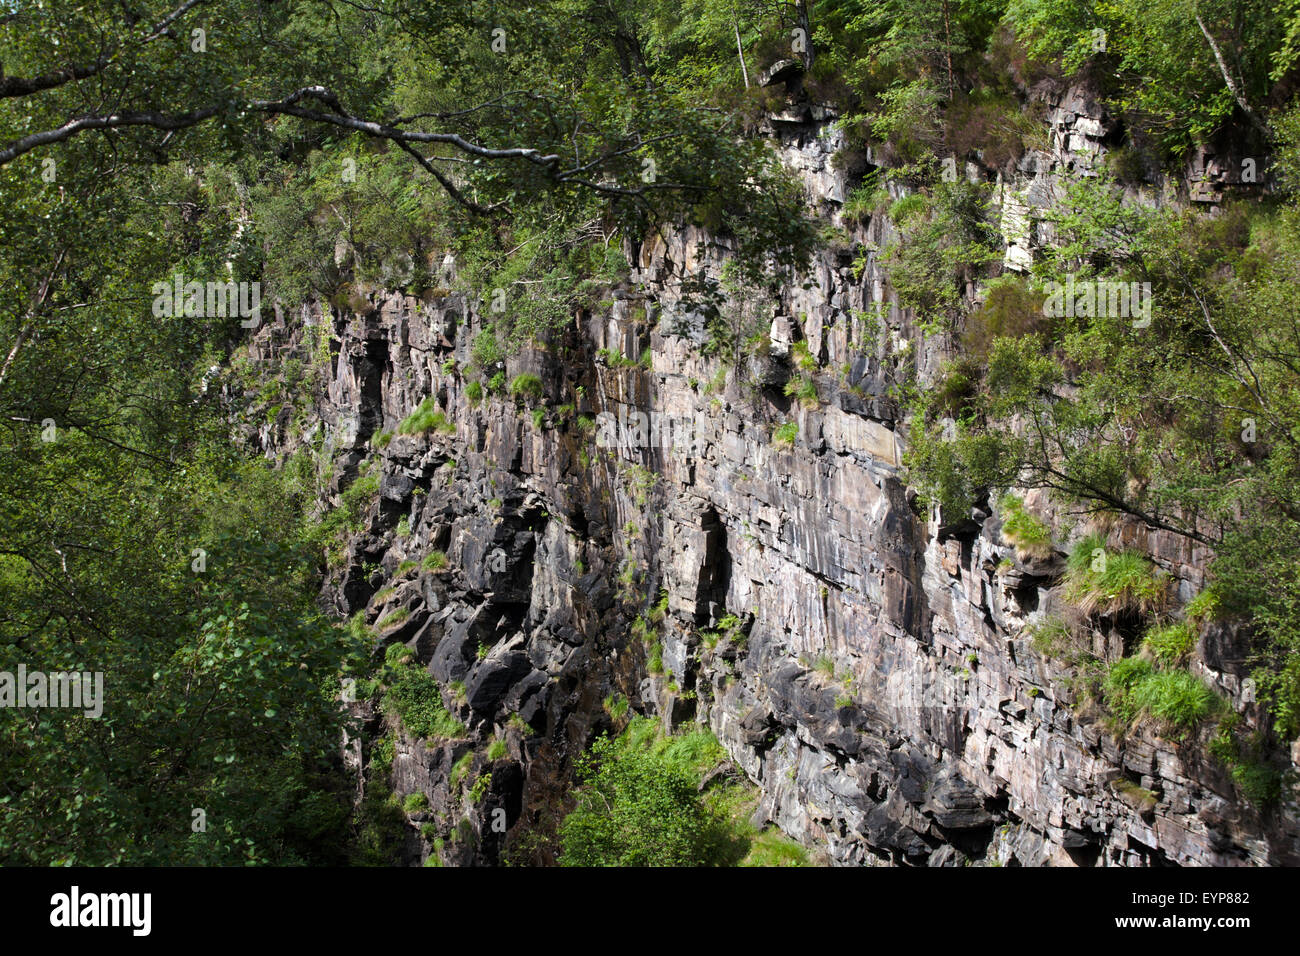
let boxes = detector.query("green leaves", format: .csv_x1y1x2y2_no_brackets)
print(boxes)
884,180,1002,334
559,718,734,867
907,154,1300,741
1008,0,1283,154
0,436,364,864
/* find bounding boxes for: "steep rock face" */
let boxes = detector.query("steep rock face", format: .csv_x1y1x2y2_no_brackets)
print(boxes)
245,87,1299,866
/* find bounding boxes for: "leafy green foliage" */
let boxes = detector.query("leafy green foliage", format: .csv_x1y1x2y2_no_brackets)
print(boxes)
783,376,819,409
0,453,366,864
883,181,1002,334
403,792,430,814
5,0,1299,865
1027,616,1077,659
509,374,544,401
398,398,457,436
558,718,736,866
309,472,380,561
1143,622,1196,667
1209,715,1286,805
383,659,466,742
903,165,1300,738
558,717,813,867
1006,0,1285,154
603,694,631,721
998,494,1054,560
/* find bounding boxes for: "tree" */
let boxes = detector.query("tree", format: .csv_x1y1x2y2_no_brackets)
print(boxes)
905,169,1300,738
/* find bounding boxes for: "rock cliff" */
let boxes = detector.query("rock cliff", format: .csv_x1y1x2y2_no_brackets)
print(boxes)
239,80,1300,866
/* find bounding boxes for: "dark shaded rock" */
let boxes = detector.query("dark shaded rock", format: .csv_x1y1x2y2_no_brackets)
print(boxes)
380,470,415,503
925,769,994,830
759,58,803,88
739,706,777,749
503,669,550,727
465,650,533,713
429,608,486,683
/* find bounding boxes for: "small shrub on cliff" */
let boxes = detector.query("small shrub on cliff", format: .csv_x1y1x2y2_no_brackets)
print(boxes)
471,328,505,371
888,191,930,225
422,550,449,571
883,180,1001,334
784,376,818,409
1026,616,1076,659
402,792,429,814
310,471,381,559
383,663,465,741
450,752,474,789
649,591,670,624
772,422,798,448
1062,535,1166,617
398,397,456,436
469,772,492,803
1185,587,1222,625
1104,656,1218,738
1142,622,1196,667
352,789,408,866
790,340,817,372
465,381,483,406
604,694,630,722
509,373,544,401
842,178,891,223
369,733,396,779
1209,716,1285,806
558,718,736,867
998,494,1054,560
962,275,1051,362
930,358,981,419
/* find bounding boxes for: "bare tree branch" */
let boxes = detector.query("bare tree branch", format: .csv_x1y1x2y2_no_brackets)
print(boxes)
0,107,221,165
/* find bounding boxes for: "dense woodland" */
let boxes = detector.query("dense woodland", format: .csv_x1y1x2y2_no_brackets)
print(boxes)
2,0,1300,865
